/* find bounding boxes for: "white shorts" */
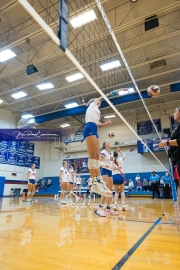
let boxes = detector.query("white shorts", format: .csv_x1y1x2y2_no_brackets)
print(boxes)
60,179,68,183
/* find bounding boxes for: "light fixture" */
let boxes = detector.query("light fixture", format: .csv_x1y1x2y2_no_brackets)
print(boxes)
11,91,27,99
0,99,4,104
65,73,84,82
118,90,129,96
0,49,16,62
60,123,70,128
104,115,116,119
22,114,34,119
100,60,121,71
131,0,137,3
128,88,135,93
70,9,97,29
118,88,135,96
36,83,54,90
65,102,78,109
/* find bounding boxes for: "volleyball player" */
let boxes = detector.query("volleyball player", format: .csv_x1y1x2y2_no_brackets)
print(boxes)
59,161,69,204
68,163,80,203
83,89,129,197
96,141,116,217
83,97,112,197
76,174,82,196
26,163,36,205
159,106,180,203
112,148,127,211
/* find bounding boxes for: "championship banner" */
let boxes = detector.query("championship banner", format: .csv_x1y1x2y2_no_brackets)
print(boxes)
26,142,35,156
63,158,89,173
137,119,162,135
25,154,34,167
7,151,17,165
16,153,26,167
0,150,8,164
33,156,40,169
18,140,27,153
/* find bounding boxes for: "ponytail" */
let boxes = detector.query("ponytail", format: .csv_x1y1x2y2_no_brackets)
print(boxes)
113,151,118,165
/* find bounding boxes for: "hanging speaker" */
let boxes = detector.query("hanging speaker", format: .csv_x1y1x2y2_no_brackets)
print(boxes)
145,15,159,31
163,128,171,134
26,65,38,75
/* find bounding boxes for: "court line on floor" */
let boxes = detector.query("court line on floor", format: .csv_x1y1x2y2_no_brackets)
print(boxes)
112,217,162,270
116,217,173,225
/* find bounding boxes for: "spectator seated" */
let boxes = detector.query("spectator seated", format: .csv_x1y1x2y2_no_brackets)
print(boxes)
136,179,142,191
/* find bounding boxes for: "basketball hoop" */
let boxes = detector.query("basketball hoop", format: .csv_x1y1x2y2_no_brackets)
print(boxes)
70,133,76,141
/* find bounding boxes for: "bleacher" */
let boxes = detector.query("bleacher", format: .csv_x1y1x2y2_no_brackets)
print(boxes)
36,172,167,196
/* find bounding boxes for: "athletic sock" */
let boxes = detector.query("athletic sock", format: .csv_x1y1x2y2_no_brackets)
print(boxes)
92,177,97,183
97,176,103,182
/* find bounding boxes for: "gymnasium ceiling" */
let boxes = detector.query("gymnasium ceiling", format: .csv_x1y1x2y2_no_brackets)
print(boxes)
0,0,180,129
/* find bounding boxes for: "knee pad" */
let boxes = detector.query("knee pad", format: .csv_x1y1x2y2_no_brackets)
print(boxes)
70,191,73,194
121,192,125,195
115,192,119,196
28,192,31,195
96,160,100,169
61,190,65,194
31,192,35,196
88,159,96,169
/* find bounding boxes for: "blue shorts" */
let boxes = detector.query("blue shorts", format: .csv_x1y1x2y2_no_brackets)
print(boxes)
76,184,81,187
29,179,35,184
83,122,99,139
69,182,73,185
101,168,112,177
113,174,124,185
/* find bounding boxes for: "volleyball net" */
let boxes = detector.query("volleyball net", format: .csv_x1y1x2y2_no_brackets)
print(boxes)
18,0,171,173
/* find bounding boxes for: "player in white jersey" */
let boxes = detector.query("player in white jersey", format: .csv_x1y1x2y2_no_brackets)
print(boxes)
83,97,112,197
59,161,69,204
96,141,116,217
76,174,82,196
112,148,127,211
83,89,128,197
67,163,79,203
26,163,36,205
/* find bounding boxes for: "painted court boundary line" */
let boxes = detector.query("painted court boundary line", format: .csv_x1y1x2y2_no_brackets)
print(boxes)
112,217,162,270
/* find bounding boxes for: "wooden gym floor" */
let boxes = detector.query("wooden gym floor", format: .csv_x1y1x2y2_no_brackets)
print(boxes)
0,197,179,270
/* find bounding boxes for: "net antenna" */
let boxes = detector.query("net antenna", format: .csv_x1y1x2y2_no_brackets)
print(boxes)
18,0,169,173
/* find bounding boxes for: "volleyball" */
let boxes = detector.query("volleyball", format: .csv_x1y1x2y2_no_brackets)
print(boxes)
147,85,160,97
108,132,115,138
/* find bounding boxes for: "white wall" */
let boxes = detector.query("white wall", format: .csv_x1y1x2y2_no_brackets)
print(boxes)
0,109,18,128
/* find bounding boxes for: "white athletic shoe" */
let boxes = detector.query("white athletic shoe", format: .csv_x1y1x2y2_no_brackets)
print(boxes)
113,204,119,212
91,181,112,197
122,204,126,211
26,201,32,206
76,197,80,203
60,199,66,204
30,200,34,204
